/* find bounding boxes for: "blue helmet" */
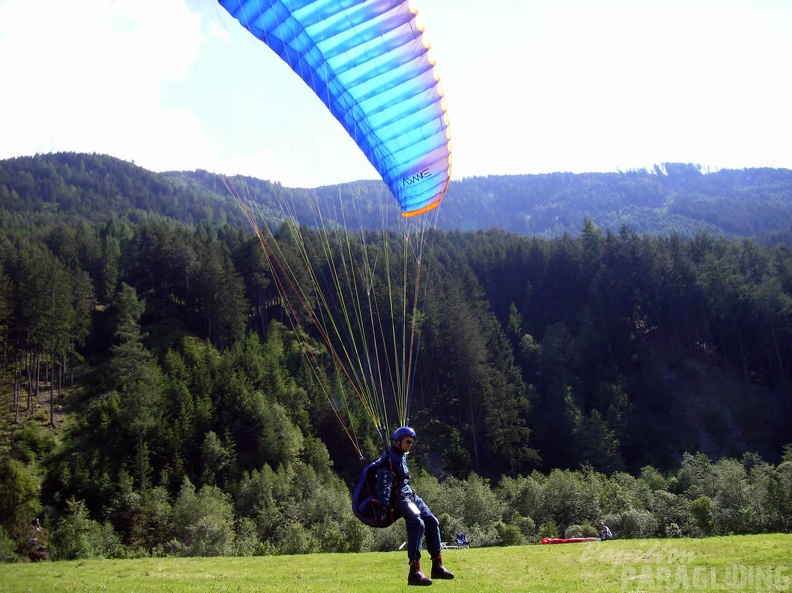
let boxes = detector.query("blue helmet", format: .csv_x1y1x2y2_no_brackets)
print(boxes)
391,426,417,442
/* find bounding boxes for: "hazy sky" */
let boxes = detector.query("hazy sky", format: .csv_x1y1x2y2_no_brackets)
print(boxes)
1,0,791,188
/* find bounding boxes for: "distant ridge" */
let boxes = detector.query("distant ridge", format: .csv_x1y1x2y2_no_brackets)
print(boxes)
2,152,791,242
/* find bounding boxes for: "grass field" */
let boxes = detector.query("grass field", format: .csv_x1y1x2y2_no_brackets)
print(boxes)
0,534,789,593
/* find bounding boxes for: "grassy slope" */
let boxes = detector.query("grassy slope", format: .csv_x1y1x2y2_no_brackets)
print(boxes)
1,534,790,593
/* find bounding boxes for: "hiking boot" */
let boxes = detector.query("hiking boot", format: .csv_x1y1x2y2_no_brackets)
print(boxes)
408,561,432,586
431,554,455,580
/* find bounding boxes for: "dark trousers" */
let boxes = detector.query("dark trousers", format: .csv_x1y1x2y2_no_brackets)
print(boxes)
396,493,441,563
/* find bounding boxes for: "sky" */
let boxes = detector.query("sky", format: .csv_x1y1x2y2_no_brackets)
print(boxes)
1,0,791,188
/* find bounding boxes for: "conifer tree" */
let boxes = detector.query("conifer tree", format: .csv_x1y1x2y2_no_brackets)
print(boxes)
109,283,163,489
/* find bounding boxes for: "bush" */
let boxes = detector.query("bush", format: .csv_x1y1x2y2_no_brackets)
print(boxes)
580,521,599,538
170,479,235,556
497,474,542,521
10,423,56,465
436,512,466,547
513,513,536,541
495,521,526,546
312,516,370,553
648,490,694,537
367,521,407,553
279,522,316,555
232,460,357,555
0,528,17,562
538,519,559,539
600,472,649,514
712,459,756,534
666,522,683,538
0,458,42,543
431,473,505,530
539,469,599,530
111,481,172,552
603,509,657,539
690,495,713,535
462,524,501,548
639,465,668,492
675,452,717,499
410,472,504,548
712,505,757,536
49,498,113,560
234,517,263,556
564,524,584,538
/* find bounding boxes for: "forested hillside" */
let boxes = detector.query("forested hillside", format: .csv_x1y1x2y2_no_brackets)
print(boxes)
3,153,792,241
1,152,791,560
167,163,792,241
443,164,792,240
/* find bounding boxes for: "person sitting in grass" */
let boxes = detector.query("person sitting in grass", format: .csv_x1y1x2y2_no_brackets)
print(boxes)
598,521,614,540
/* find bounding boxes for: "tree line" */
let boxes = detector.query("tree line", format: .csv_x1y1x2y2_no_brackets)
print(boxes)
4,444,791,560
4,153,792,241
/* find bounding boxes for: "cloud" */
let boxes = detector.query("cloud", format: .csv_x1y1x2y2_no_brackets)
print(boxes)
0,0,206,170
437,0,792,176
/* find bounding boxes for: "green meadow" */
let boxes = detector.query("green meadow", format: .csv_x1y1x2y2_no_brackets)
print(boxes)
1,534,789,593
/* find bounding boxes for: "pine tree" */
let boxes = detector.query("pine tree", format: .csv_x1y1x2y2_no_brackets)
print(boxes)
109,283,163,489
